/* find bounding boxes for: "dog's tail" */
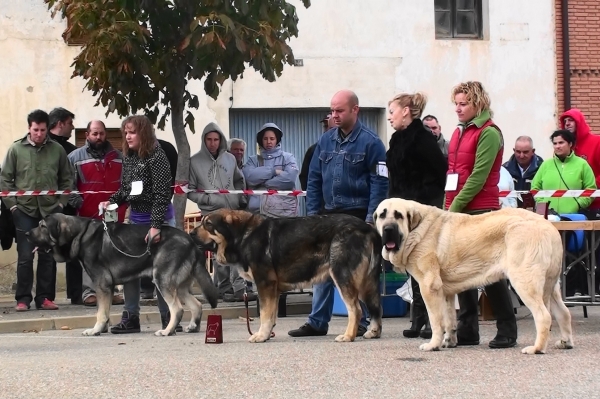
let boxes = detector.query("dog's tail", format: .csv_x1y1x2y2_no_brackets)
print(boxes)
193,249,219,309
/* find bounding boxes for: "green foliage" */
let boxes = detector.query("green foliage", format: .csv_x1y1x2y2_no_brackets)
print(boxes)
44,0,311,132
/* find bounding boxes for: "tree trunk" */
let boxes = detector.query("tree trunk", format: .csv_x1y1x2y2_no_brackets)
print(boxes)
169,74,191,230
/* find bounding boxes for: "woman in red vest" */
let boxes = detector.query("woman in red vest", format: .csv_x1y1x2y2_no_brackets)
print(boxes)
445,81,518,349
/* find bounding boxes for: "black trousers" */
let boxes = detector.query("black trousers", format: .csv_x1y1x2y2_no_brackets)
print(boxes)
12,209,57,306
63,206,82,300
457,209,517,340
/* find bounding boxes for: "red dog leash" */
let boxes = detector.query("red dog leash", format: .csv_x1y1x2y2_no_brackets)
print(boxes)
243,290,275,338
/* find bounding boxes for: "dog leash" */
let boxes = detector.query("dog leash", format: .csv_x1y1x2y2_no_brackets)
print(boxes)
243,288,276,339
102,220,157,258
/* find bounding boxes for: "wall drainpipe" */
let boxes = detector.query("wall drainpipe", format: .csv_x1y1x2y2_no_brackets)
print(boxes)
562,0,571,110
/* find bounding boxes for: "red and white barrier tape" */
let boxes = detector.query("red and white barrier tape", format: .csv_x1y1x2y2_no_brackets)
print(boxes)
1,187,600,198
498,190,600,198
0,186,307,197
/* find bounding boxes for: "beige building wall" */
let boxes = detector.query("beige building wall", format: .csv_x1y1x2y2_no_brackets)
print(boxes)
0,0,558,290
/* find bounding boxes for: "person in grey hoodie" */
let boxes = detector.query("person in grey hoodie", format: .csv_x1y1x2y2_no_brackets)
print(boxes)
188,122,253,302
243,123,299,217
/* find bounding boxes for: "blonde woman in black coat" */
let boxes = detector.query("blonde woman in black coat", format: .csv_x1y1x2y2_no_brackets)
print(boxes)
385,92,448,339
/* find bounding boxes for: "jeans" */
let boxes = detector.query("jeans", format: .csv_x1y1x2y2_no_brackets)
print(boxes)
13,209,58,307
82,267,119,301
122,217,175,316
308,280,370,331
81,268,95,301
306,207,370,331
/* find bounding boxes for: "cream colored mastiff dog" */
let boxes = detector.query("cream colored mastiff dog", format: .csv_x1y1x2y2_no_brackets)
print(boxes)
374,198,574,355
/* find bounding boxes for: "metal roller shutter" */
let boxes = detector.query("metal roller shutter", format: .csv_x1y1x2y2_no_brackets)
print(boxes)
229,108,383,215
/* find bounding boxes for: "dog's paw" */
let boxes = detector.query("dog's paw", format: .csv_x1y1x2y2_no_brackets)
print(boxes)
419,343,440,351
442,338,457,348
184,323,200,333
248,332,270,343
334,334,355,342
154,329,175,337
521,345,545,355
362,330,381,339
555,339,574,350
82,328,101,336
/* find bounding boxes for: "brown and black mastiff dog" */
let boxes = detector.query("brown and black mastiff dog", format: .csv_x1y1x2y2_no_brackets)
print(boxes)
191,209,383,343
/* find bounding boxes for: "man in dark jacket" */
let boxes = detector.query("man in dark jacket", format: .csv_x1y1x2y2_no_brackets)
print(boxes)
502,136,543,197
422,115,449,161
48,107,83,304
299,114,334,190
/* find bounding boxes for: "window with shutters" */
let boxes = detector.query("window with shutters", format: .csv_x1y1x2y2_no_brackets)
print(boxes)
75,128,123,149
435,0,483,39
64,14,87,46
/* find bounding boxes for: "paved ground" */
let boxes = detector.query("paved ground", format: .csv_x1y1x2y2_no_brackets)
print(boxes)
0,291,312,333
0,304,598,399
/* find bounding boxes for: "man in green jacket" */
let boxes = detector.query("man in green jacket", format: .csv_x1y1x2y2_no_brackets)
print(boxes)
0,109,73,312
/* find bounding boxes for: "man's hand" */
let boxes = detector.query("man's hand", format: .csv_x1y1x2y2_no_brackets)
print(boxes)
145,227,161,244
275,169,282,175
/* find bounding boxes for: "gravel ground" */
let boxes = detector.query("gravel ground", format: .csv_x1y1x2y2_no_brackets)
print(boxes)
0,306,598,399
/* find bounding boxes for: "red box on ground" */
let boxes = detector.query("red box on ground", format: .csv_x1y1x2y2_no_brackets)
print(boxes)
205,314,223,344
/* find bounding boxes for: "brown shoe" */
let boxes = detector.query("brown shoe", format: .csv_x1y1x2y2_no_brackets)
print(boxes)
112,294,124,305
83,296,97,307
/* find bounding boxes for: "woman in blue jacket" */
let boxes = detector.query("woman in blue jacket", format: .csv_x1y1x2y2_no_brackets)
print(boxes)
243,123,299,217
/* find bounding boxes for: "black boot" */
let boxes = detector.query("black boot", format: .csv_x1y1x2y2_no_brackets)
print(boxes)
110,311,141,334
404,278,427,338
160,311,183,333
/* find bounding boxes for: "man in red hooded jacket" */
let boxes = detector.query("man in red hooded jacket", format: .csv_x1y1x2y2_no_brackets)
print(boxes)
68,120,126,306
560,109,600,210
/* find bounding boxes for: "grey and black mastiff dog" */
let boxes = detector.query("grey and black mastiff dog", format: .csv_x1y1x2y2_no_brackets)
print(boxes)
26,214,219,337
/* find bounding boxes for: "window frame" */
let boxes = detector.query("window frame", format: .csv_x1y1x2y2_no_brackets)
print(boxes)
64,14,87,46
435,0,483,40
75,128,123,149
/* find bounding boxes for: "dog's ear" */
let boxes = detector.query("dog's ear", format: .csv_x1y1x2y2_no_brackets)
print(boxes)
407,209,422,232
57,218,75,246
45,216,61,245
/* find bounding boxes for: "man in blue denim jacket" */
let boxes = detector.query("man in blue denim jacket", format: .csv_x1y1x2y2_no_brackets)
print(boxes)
288,90,388,338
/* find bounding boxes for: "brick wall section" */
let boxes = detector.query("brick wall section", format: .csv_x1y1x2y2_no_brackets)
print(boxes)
555,0,600,132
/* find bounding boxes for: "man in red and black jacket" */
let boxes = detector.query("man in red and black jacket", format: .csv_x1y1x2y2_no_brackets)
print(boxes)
68,120,126,306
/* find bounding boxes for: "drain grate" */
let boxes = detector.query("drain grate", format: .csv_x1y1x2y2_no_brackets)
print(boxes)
396,357,426,362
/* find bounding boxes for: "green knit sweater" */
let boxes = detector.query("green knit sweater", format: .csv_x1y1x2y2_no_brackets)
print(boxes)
530,152,596,214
